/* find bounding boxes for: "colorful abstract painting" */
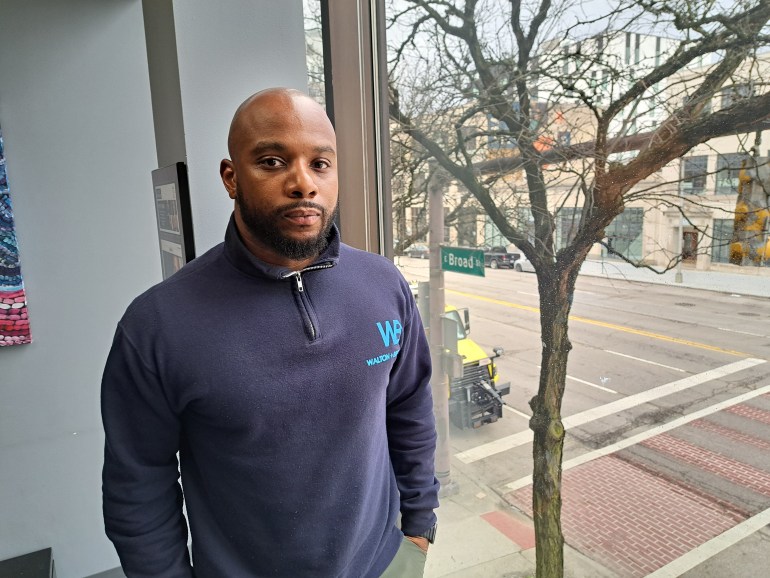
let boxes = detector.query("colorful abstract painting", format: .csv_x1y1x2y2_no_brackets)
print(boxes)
0,127,31,345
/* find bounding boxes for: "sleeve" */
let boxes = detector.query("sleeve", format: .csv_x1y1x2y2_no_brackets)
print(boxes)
101,324,193,577
385,293,440,536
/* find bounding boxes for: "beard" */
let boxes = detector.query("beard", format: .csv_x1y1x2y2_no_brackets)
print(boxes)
235,189,338,262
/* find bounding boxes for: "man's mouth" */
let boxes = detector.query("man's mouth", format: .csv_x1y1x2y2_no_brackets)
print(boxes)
283,209,322,226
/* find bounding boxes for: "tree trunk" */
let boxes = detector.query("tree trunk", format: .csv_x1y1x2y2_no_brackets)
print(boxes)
529,268,575,578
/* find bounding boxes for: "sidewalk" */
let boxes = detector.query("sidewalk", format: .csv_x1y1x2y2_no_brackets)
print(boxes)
578,259,770,299
424,466,618,578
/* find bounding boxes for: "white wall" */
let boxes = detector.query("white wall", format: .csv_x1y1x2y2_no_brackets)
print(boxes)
0,0,160,575
0,0,310,576
171,0,308,254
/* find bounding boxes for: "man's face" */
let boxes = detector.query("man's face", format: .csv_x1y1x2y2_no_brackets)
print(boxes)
221,93,339,268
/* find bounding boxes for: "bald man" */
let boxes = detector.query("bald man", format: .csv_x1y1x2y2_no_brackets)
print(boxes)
101,89,439,577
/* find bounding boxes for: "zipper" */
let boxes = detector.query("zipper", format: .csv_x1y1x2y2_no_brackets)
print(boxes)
282,263,334,341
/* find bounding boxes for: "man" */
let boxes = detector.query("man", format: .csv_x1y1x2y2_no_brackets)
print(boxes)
101,88,439,577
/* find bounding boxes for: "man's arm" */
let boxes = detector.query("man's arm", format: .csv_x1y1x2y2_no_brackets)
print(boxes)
386,295,440,544
101,326,193,577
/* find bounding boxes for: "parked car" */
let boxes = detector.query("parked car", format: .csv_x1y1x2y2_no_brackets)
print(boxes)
483,246,519,269
405,244,430,259
514,255,535,272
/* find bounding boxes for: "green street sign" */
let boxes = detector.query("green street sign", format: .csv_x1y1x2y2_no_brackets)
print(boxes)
440,246,485,277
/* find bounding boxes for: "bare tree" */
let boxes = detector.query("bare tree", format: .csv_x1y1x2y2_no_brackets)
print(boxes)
387,1,770,576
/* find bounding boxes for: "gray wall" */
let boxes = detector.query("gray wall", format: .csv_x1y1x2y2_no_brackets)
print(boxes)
0,0,307,576
170,0,308,254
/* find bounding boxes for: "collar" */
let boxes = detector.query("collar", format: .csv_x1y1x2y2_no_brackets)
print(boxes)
223,213,340,280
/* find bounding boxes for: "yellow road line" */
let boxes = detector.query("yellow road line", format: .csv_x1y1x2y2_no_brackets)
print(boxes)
447,289,752,358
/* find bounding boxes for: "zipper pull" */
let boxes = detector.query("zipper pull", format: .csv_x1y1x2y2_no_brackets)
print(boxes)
294,272,304,292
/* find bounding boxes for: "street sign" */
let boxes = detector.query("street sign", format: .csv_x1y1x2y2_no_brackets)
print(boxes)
440,246,485,277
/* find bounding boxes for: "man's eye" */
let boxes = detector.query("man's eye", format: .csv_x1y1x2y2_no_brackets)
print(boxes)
259,158,284,168
312,160,331,170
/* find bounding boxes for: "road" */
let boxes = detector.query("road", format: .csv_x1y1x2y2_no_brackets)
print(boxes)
397,256,770,577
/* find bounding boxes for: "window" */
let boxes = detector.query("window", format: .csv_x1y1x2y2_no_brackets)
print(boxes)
556,207,582,250
625,32,631,65
411,207,427,241
716,153,747,195
488,115,516,149
712,219,734,263
680,156,708,194
720,83,753,109
634,33,640,65
605,208,644,260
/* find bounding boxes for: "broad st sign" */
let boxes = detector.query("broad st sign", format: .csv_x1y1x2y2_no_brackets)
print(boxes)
440,246,485,277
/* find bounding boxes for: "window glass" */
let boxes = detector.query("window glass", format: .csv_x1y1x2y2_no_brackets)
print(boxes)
302,0,326,106
712,218,734,263
680,155,708,194
715,153,747,195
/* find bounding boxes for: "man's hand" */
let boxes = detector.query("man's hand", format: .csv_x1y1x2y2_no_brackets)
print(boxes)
405,535,429,553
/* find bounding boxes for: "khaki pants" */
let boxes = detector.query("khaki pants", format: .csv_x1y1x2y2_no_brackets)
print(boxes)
379,537,427,578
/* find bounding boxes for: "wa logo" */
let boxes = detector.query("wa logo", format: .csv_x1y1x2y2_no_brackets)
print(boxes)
376,319,402,347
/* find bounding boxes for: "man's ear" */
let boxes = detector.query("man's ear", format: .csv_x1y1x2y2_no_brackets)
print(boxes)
220,159,237,199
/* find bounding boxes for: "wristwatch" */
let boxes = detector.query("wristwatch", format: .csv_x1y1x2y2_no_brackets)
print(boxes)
418,523,437,544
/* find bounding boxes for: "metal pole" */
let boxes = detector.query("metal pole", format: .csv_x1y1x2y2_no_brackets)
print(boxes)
675,218,684,283
427,173,455,494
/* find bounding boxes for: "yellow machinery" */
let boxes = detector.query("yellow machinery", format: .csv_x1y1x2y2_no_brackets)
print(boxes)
444,306,510,429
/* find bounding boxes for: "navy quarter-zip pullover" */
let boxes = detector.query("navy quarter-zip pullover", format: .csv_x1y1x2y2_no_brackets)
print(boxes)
101,217,439,577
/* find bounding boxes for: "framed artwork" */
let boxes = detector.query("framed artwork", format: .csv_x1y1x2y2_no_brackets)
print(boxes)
152,163,195,280
0,127,31,345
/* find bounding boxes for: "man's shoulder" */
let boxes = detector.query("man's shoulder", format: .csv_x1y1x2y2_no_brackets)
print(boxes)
124,243,225,317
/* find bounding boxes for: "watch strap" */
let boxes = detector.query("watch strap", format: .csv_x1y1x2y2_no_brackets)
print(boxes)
418,524,437,544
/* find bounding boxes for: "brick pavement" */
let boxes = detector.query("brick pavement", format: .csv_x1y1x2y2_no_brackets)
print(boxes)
504,454,742,577
724,403,770,425
640,434,770,497
501,396,770,577
689,418,770,452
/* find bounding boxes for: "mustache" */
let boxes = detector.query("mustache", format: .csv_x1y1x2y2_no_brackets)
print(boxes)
274,201,327,217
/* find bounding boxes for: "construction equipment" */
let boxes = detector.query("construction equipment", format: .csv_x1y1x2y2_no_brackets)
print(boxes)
444,306,511,429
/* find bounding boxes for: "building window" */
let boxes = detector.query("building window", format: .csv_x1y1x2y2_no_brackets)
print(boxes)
712,219,734,263
680,156,708,194
605,208,644,260
715,153,747,195
487,115,515,150
720,83,753,109
625,32,631,65
556,207,582,251
634,33,640,65
411,207,427,241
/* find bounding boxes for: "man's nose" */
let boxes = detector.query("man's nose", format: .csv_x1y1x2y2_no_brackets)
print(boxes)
287,164,317,198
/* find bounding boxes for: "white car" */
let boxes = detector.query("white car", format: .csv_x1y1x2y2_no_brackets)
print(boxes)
514,255,535,272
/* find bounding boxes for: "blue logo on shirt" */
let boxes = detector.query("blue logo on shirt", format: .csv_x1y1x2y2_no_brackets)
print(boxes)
365,319,403,366
376,320,402,347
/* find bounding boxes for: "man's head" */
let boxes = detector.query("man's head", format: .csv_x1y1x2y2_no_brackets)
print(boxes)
220,88,339,270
